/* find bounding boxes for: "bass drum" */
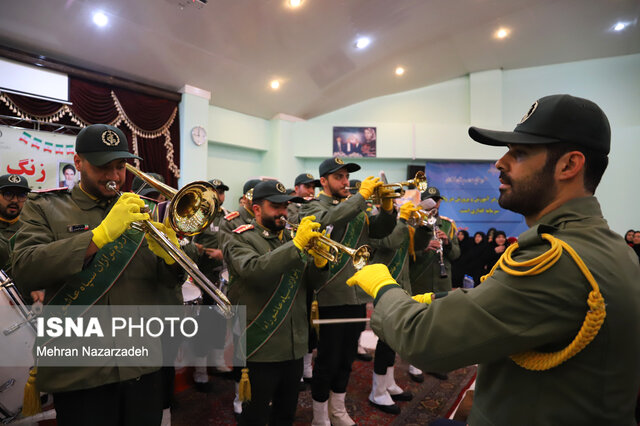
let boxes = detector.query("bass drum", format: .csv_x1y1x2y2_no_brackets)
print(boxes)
0,270,36,422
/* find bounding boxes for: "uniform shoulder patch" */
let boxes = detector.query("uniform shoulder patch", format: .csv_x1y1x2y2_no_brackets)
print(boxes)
225,211,240,221
232,224,254,234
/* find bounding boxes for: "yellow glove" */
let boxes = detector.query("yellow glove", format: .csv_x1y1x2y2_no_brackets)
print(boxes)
92,193,149,249
399,201,419,221
346,263,397,298
145,221,179,265
412,293,435,304
308,229,329,268
358,176,382,200
293,216,321,252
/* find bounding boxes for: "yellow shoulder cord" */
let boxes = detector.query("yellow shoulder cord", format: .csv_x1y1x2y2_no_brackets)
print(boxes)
480,233,606,371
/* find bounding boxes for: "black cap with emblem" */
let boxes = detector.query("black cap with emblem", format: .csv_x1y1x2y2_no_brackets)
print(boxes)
75,124,142,166
209,178,229,192
319,157,361,177
243,179,262,195
294,173,320,187
421,186,442,201
0,174,30,192
252,180,304,203
469,94,611,154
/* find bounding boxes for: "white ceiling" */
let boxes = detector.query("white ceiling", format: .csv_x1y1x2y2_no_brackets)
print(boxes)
0,0,638,120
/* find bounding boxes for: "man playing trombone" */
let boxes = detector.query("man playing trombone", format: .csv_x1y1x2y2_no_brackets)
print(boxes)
300,157,397,426
12,124,182,425
223,180,328,425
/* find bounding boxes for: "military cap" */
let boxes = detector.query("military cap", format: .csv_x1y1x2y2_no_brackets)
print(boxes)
0,174,30,192
348,179,361,195
252,180,304,203
209,178,229,191
294,173,320,187
76,124,141,166
319,157,361,177
469,94,611,155
243,179,262,195
421,186,442,201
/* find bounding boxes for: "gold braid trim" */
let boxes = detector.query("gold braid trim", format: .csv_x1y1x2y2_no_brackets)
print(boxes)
481,233,606,371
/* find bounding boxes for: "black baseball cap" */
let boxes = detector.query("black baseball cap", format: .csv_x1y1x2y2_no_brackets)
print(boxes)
209,178,229,192
76,124,142,166
294,173,320,187
319,157,361,177
421,186,442,201
252,180,304,203
348,179,361,195
0,174,30,192
469,94,611,154
243,179,262,195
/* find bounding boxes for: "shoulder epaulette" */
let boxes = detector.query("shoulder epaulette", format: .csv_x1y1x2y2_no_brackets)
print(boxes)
30,187,69,197
232,224,254,234
225,211,240,221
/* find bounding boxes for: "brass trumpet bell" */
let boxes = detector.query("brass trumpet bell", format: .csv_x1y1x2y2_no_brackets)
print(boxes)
347,171,428,204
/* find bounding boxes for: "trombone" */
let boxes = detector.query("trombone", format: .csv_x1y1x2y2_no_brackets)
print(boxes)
346,171,428,204
280,217,372,270
106,165,233,318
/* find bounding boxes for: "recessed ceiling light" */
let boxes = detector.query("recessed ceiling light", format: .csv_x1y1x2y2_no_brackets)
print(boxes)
93,11,109,27
613,22,627,31
288,0,303,8
355,37,371,49
495,27,510,39
270,80,281,90
395,66,405,76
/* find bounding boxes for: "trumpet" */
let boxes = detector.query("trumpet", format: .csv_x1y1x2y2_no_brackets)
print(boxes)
280,217,372,270
346,171,428,204
106,166,233,319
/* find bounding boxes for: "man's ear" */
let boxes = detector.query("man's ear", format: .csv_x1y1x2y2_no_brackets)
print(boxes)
556,151,585,181
252,202,261,217
73,154,83,172
319,176,328,188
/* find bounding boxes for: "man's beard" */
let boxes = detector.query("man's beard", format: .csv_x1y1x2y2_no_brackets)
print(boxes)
0,203,19,220
262,214,284,232
82,179,119,200
327,180,348,198
498,167,556,218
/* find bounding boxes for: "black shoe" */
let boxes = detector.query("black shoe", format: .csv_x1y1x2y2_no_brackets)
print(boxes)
408,372,424,383
369,399,400,414
298,380,307,392
303,376,312,384
427,371,449,380
356,352,373,362
390,390,413,401
194,381,214,393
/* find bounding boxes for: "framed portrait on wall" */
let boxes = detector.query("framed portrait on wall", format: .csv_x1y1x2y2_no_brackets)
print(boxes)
332,126,376,158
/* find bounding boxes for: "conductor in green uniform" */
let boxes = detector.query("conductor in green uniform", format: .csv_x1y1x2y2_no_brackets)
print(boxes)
346,94,640,425
12,124,182,425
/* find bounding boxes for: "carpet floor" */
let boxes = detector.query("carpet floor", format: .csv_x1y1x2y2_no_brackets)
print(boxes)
171,355,476,425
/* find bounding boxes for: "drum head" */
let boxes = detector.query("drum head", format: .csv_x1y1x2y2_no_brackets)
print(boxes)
182,280,202,304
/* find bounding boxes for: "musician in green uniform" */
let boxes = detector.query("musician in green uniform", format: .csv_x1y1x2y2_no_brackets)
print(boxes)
346,95,640,425
12,124,182,425
287,173,320,225
407,186,460,382
300,157,396,425
0,174,30,270
223,180,327,425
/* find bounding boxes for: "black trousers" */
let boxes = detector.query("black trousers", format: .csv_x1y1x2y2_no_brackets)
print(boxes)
373,339,396,375
239,358,303,426
53,370,163,426
311,304,366,402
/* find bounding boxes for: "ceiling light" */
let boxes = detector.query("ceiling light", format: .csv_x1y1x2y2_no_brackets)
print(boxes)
395,66,405,76
495,28,510,39
92,11,109,27
613,22,627,31
270,80,280,90
288,0,303,8
355,37,371,49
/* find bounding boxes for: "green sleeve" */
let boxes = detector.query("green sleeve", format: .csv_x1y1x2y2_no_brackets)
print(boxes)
369,221,407,250
300,195,367,228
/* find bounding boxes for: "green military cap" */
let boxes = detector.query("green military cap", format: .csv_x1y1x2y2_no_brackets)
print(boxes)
319,157,360,177
469,94,611,155
0,174,30,192
252,180,303,203
76,124,142,166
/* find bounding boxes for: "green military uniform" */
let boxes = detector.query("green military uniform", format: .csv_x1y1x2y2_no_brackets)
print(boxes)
218,206,254,251
410,215,460,294
286,202,303,225
369,219,411,292
193,211,225,283
299,192,396,306
371,197,640,425
12,186,181,392
0,219,20,269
